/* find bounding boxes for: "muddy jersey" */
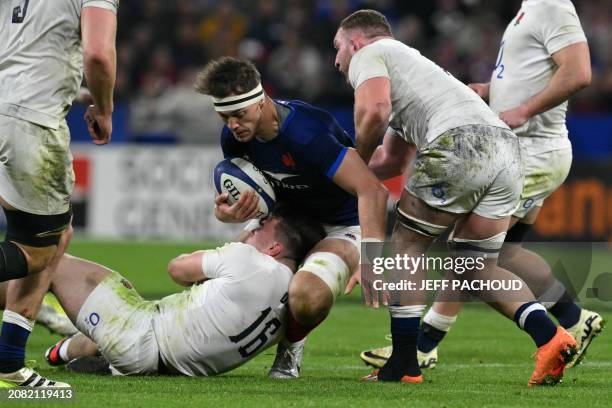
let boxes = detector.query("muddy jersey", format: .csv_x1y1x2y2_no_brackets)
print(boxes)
348,38,509,149
153,243,292,376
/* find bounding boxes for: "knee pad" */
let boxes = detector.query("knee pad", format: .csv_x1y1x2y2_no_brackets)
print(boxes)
394,202,447,238
300,252,349,299
0,241,29,282
4,208,71,247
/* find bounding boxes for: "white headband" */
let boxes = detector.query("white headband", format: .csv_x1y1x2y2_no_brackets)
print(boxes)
212,84,265,112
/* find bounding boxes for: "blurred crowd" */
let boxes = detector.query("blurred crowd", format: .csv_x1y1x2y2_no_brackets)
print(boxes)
117,0,612,143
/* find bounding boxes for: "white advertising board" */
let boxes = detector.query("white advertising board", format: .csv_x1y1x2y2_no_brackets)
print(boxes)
85,145,242,241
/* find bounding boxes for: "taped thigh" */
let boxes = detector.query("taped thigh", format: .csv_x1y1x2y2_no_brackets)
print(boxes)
300,252,350,299
394,201,447,238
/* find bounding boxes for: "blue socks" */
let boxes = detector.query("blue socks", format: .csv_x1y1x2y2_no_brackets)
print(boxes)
0,311,33,373
514,302,557,347
417,322,447,353
549,291,582,329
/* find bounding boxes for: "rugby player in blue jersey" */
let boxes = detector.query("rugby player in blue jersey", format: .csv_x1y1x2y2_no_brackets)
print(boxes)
195,57,389,379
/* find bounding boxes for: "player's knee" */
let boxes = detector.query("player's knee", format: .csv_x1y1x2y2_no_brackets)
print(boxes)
25,246,58,274
288,283,332,327
289,267,337,324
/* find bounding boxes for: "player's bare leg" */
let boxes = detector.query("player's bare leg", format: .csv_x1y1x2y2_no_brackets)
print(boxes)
0,205,72,388
48,255,112,323
367,191,456,383
42,256,112,369
269,238,358,379
46,333,100,367
416,206,602,368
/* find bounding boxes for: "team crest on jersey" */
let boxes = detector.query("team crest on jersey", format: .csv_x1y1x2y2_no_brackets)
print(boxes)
514,11,525,26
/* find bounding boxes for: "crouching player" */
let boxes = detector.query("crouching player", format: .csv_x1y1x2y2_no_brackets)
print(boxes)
33,209,325,376
195,57,388,378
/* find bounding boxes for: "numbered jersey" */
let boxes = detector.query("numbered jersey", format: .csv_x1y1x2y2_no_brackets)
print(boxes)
0,0,118,129
489,0,587,139
347,38,508,150
153,243,292,376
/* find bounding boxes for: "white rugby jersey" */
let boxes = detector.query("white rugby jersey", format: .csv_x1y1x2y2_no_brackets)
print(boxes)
153,243,292,377
348,38,508,149
489,0,587,139
0,0,118,129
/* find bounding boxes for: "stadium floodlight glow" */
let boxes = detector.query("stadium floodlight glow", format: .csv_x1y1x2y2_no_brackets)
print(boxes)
212,84,265,112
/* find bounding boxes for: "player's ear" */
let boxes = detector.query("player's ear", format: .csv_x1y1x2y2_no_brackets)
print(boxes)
268,242,283,258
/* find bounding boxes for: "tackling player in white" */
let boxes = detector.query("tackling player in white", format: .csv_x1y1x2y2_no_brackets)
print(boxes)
29,208,325,376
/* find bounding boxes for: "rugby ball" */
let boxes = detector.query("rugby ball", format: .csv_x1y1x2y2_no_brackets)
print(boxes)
213,158,276,218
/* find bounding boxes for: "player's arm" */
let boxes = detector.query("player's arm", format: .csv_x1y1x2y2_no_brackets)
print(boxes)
467,82,490,101
354,77,392,164
332,149,388,241
81,6,117,145
500,42,591,128
369,129,416,180
167,251,207,287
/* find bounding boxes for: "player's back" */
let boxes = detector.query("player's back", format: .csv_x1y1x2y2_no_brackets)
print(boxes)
153,243,292,376
349,38,508,149
0,0,86,129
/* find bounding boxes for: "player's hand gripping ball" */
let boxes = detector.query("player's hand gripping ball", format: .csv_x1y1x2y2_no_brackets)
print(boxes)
213,158,276,218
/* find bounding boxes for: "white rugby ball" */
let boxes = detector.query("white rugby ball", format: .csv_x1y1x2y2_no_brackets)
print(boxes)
213,157,276,218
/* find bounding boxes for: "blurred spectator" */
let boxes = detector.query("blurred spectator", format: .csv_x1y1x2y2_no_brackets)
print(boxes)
266,29,324,100
109,0,612,142
130,68,223,144
198,1,246,58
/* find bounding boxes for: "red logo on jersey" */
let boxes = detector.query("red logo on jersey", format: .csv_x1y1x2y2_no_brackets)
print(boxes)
514,11,525,26
282,153,296,169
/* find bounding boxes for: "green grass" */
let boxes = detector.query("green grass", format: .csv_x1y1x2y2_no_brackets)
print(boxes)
3,240,612,407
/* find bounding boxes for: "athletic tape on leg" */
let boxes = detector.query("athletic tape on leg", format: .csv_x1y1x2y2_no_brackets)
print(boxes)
301,252,349,299
389,304,426,318
423,308,457,332
450,232,506,259
394,202,447,237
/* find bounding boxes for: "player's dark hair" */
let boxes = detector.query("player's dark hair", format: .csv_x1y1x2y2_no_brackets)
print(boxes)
339,9,393,38
195,57,261,98
271,206,325,265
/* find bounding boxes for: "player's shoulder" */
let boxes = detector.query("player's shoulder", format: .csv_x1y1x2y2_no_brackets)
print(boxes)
278,100,340,145
220,126,238,147
354,38,405,60
531,0,578,16
213,242,258,256
220,126,232,140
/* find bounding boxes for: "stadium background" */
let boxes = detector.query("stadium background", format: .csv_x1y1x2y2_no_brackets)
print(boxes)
16,0,607,243
1,1,610,406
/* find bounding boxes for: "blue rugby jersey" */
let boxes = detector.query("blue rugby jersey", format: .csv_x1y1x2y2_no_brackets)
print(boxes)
220,100,358,226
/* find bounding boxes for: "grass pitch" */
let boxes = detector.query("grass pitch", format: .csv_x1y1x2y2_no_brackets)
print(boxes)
4,240,611,407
